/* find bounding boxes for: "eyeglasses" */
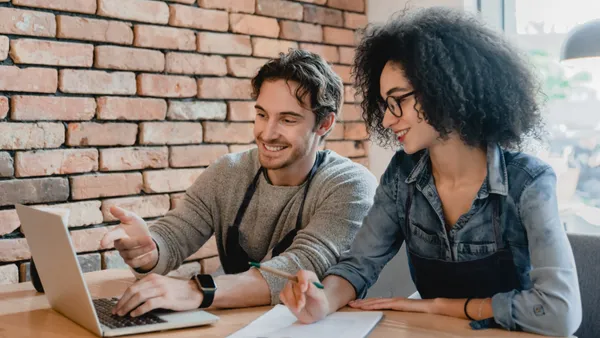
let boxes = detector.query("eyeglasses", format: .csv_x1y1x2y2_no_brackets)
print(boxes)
381,91,415,118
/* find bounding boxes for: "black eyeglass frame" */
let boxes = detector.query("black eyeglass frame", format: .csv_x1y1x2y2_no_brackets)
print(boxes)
382,91,416,118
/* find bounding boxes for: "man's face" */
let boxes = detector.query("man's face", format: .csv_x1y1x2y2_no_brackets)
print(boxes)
254,79,324,171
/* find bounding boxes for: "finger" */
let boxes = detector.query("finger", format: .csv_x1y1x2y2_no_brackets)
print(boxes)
119,287,163,317
125,251,157,269
118,242,155,260
131,297,165,317
351,297,392,307
296,270,317,293
291,281,306,312
351,299,398,310
114,235,154,251
279,282,295,310
110,206,139,223
114,276,155,314
100,227,129,249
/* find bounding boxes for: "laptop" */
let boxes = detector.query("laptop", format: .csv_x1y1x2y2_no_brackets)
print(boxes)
15,204,219,337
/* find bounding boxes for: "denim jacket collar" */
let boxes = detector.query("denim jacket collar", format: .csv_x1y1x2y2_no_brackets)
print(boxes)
405,143,508,197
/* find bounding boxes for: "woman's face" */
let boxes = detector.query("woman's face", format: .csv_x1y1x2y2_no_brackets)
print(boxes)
379,61,440,154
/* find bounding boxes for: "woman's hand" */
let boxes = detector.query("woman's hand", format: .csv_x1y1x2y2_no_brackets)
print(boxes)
279,270,330,324
349,297,435,314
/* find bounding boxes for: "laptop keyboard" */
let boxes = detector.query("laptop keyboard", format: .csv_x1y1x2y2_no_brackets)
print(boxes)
92,297,167,329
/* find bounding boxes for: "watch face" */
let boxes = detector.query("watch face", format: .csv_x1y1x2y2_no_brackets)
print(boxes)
197,275,216,289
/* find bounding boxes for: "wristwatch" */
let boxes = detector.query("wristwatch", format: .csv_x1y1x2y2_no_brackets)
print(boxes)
192,274,217,308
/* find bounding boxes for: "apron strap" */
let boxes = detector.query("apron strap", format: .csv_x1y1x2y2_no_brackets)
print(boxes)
231,167,263,230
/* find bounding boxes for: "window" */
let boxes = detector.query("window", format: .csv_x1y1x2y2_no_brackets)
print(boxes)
483,0,600,234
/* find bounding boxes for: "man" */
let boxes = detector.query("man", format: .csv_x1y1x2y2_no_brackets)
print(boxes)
100,49,377,317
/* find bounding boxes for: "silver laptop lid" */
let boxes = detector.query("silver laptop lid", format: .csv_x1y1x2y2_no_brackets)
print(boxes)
16,204,103,336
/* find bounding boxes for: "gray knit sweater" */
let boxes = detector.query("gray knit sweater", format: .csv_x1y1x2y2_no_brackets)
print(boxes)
146,148,377,304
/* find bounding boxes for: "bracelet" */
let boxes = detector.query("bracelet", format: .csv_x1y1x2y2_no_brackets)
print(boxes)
464,297,476,321
477,299,488,319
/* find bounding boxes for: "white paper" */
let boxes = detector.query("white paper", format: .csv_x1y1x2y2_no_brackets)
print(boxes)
227,305,383,338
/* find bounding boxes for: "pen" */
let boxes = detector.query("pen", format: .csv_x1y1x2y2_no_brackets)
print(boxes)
249,262,325,289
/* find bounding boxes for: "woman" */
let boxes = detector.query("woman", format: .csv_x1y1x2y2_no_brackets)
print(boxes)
279,7,582,336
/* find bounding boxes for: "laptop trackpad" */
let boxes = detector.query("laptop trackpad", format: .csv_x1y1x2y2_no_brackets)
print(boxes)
155,309,218,324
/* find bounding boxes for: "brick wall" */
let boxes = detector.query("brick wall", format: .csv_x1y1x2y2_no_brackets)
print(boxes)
0,0,369,284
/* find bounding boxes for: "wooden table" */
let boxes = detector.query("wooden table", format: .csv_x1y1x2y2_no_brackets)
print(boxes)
0,269,551,338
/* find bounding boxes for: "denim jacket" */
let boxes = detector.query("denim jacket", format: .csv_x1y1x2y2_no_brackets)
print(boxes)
326,144,582,336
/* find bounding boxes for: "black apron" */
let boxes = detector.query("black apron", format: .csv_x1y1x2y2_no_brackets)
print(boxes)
405,184,521,300
221,153,324,274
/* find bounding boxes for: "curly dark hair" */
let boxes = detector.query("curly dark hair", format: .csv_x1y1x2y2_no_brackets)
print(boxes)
252,49,343,129
354,7,545,150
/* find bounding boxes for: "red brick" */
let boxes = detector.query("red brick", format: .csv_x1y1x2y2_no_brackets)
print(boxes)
344,122,368,140
98,0,169,24
325,140,366,157
226,57,267,78
170,192,185,209
251,37,298,58
165,0,195,4
197,78,252,100
228,101,256,121
0,152,11,177
303,5,343,26
0,238,30,261
169,4,228,31
35,201,103,227
279,21,322,43
99,147,168,171
323,27,355,46
57,16,133,45
256,0,302,20
15,149,98,177
137,74,197,98
143,168,204,193
59,70,136,95
95,46,164,72
170,145,228,167
299,43,339,63
0,264,18,285
70,173,143,200
11,96,96,121
295,0,325,3
345,85,360,103
203,122,254,143
167,101,226,120
327,122,344,140
197,32,252,55
97,97,167,120
0,8,56,37
0,96,9,119
332,64,352,84
0,66,57,93
71,226,115,252
139,122,203,145
0,123,64,150
0,178,69,208
340,103,362,121
230,14,279,38
0,210,20,236
165,53,226,76
339,47,355,65
198,0,255,14
134,25,195,51
67,123,137,146
229,144,256,153
101,195,170,221
12,0,96,14
327,0,364,12
344,12,367,29
0,36,8,61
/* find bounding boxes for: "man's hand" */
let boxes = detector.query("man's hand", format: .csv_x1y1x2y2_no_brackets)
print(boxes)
279,270,330,324
113,274,203,317
100,206,158,271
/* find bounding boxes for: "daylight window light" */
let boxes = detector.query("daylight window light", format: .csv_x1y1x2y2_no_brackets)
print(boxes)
560,19,600,64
